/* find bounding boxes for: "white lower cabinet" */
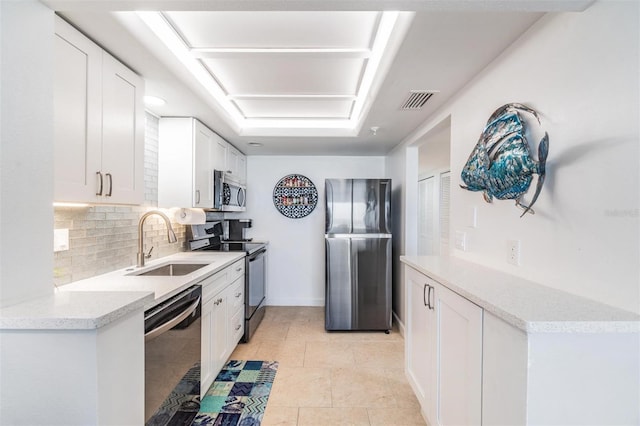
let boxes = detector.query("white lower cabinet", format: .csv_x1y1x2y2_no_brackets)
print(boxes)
405,265,482,426
200,259,245,395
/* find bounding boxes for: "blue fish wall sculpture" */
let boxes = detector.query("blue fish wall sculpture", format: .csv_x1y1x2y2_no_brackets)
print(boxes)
460,103,549,217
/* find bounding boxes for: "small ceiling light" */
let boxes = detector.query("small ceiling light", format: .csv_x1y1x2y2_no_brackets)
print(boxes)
144,95,166,107
370,126,380,136
248,142,263,147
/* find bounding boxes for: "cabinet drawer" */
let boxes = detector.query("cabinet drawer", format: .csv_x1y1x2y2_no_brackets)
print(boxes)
229,259,245,283
201,268,229,303
230,307,244,344
229,277,244,310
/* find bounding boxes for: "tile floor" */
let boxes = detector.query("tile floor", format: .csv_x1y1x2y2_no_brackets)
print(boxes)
229,306,426,426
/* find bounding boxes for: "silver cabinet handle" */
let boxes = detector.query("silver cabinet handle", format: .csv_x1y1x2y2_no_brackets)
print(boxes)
427,285,434,311
214,297,223,305
96,171,103,196
423,284,428,307
236,267,242,272
235,324,242,331
235,292,242,298
105,173,113,197
195,189,201,204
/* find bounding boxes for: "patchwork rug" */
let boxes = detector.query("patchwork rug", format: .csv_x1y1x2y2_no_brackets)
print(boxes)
146,361,278,426
193,360,279,426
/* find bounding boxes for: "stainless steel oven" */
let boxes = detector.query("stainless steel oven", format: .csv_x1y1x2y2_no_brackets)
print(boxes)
144,285,201,425
244,246,266,342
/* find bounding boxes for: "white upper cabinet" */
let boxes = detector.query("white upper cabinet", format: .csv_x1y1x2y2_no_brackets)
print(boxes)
54,16,144,205
158,117,215,208
158,117,246,208
224,144,247,185
193,121,216,208
211,133,228,174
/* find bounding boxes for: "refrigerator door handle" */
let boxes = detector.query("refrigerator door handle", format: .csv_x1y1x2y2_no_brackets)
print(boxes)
326,180,333,231
350,237,357,326
325,233,391,239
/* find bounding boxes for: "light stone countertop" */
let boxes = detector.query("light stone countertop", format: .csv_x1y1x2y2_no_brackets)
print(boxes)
401,255,640,333
0,251,245,330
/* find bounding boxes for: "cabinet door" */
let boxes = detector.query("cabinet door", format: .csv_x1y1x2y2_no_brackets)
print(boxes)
211,294,228,375
237,154,247,184
211,133,228,173
101,52,144,204
227,278,245,349
193,120,214,208
226,146,239,177
434,283,483,426
405,266,434,412
200,298,214,396
53,17,102,202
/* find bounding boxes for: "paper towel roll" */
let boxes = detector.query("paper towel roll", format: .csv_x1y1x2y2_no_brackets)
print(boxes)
174,208,206,225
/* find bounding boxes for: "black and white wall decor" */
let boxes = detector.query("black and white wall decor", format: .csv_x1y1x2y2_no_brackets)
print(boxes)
273,174,318,219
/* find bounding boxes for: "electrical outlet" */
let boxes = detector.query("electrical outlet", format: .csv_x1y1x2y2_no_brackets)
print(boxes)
507,240,520,265
54,228,69,252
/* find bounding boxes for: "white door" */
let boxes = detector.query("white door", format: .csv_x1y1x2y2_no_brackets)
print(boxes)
434,283,483,426
211,132,228,173
193,120,214,208
418,177,437,255
200,298,214,396
53,18,102,202
101,52,144,204
405,267,434,410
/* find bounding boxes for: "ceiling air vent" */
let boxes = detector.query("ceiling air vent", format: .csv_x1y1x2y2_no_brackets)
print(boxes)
401,91,434,110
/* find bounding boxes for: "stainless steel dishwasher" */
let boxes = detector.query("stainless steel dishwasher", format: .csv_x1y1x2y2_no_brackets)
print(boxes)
144,285,201,425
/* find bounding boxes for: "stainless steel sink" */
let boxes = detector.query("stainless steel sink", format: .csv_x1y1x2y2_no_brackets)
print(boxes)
128,263,208,277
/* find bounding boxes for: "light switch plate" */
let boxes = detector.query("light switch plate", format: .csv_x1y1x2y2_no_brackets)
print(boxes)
54,228,69,252
470,206,478,228
455,231,467,251
507,240,520,265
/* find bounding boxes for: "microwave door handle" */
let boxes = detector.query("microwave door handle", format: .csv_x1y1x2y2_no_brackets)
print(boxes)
238,187,246,207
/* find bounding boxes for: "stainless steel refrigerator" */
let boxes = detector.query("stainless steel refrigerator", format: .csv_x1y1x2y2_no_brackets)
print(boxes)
325,178,392,331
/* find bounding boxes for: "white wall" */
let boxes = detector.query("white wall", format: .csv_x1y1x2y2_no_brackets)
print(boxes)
389,0,640,316
386,146,418,327
0,1,54,307
237,156,386,306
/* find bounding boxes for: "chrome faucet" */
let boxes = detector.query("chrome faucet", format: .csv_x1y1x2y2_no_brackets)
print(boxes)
137,210,178,267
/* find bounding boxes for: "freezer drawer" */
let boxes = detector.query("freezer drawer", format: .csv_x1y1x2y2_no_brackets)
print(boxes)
325,236,392,331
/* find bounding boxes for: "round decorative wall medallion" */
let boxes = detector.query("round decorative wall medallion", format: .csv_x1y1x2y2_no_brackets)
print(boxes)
273,174,318,219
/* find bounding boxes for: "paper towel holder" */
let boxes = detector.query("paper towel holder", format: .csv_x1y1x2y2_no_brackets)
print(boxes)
172,208,206,225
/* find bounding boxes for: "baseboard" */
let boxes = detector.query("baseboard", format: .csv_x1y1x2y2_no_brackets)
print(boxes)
393,311,405,338
265,297,325,307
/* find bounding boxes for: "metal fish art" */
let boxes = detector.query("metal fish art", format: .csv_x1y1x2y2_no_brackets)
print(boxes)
460,103,549,217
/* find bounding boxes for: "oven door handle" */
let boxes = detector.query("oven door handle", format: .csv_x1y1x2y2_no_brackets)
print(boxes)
144,296,200,342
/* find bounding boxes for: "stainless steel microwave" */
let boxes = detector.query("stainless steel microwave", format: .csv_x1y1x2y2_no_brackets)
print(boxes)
213,170,246,212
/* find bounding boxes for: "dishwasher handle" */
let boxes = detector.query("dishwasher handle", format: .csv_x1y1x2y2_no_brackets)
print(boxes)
144,296,200,342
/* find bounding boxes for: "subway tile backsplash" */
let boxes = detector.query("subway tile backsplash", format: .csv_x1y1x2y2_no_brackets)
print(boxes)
54,113,187,287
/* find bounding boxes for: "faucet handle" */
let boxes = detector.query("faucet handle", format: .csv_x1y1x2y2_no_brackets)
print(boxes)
145,246,154,259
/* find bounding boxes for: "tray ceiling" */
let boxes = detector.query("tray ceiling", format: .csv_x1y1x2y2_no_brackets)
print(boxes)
138,10,413,136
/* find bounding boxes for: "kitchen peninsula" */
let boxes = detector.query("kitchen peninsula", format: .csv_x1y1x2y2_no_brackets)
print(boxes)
402,255,640,426
0,251,245,425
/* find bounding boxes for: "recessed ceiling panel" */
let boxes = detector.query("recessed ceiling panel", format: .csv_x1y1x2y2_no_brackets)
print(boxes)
202,57,365,95
164,11,380,49
235,98,354,118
